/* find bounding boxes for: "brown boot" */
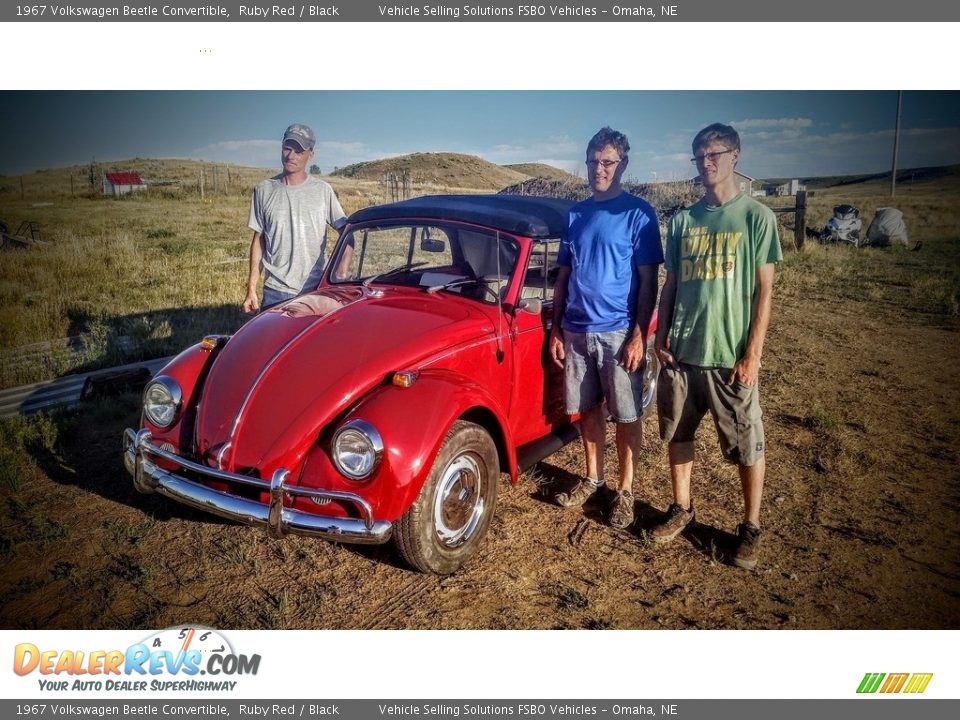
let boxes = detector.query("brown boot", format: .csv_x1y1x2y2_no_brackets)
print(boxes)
555,479,600,508
608,490,635,529
732,522,762,570
649,503,695,544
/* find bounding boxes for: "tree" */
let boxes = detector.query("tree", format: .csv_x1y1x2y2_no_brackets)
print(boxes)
309,164,321,175
88,159,101,191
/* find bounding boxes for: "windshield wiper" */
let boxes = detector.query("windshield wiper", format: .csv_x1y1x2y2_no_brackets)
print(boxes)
425,276,503,303
362,261,428,287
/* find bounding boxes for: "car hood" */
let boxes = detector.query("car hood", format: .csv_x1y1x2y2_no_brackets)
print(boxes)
195,286,494,473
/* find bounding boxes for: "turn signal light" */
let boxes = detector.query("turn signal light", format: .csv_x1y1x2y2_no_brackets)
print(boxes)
391,371,418,388
201,335,230,351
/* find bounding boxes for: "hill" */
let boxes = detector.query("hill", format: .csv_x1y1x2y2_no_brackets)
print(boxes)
502,163,580,183
331,152,529,190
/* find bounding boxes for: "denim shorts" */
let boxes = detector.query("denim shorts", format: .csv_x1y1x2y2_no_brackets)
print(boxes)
563,328,645,423
261,286,299,311
657,363,765,466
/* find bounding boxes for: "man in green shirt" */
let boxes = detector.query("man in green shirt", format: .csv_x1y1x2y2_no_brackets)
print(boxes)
652,123,782,570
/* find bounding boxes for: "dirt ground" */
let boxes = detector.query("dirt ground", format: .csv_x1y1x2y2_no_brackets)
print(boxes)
1,250,959,631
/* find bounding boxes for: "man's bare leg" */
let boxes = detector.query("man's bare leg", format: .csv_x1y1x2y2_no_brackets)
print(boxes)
739,456,765,527
580,404,606,484
668,440,695,509
614,419,642,494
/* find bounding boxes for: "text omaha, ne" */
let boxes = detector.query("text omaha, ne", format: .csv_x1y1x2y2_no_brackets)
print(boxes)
378,5,665,18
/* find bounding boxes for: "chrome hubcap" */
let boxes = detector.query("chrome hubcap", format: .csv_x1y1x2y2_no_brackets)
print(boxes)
433,453,484,547
641,345,658,412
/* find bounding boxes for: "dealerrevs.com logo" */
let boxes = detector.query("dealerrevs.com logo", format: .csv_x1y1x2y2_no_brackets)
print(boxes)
857,673,933,694
13,626,260,692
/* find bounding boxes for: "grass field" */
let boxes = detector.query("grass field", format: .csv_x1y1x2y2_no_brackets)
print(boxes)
0,165,398,387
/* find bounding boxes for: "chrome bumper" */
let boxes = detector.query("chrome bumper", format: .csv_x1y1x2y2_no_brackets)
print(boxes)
122,428,392,544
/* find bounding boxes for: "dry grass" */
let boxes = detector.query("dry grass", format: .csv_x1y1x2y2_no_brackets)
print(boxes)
0,166,390,387
0,170,958,627
0,158,271,200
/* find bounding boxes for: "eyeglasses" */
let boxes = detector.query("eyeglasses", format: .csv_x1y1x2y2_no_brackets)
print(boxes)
691,150,734,165
586,159,622,169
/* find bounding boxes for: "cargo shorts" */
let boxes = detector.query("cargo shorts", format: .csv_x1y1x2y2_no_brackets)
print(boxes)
657,363,765,466
564,328,645,423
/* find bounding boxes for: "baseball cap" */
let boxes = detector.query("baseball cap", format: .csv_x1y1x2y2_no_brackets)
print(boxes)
282,123,315,151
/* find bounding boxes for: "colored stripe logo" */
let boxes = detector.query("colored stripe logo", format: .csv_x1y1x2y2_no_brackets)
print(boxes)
857,673,933,694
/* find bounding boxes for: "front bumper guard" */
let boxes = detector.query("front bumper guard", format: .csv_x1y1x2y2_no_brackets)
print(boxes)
123,428,392,545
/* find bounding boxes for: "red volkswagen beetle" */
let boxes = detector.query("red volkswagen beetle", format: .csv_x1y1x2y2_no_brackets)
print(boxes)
123,195,658,573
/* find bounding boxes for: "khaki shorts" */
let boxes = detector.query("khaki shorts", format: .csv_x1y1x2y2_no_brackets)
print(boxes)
657,363,765,466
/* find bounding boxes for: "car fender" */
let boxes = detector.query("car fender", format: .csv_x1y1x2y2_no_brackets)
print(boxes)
142,342,217,449
343,369,517,521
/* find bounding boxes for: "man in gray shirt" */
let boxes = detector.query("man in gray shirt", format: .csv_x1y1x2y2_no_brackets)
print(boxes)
243,123,347,313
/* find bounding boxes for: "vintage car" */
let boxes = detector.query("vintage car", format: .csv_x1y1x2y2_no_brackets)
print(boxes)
123,194,658,574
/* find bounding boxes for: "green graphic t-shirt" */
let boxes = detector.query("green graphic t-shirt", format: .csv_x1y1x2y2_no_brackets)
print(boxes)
666,192,783,368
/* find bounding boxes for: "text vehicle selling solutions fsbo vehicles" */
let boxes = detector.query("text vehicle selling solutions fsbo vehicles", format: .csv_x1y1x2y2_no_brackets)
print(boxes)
123,195,658,573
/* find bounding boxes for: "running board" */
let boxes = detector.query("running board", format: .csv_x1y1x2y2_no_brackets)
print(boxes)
515,423,580,472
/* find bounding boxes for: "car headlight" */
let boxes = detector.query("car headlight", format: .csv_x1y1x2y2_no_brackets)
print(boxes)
143,376,182,428
332,419,383,480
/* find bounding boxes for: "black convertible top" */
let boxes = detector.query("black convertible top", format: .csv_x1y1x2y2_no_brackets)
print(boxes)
346,194,573,239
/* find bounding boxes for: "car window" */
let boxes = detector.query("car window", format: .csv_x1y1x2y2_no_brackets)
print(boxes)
520,241,560,302
331,225,453,284
331,223,519,305
410,226,455,267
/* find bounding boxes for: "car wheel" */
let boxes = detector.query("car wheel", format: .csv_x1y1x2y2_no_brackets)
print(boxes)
640,341,659,420
394,420,499,574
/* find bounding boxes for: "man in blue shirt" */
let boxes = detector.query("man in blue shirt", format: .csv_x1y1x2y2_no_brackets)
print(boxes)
549,127,663,529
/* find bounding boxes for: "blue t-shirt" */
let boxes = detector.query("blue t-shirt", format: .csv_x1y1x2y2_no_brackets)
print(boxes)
558,192,663,333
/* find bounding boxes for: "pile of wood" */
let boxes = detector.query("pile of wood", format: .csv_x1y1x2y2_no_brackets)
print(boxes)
499,178,704,223
0,220,47,248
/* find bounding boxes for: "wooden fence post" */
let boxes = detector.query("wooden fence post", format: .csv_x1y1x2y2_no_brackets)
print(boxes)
794,190,807,250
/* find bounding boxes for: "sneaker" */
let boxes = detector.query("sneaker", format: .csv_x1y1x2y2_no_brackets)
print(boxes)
732,522,762,570
649,503,695,544
555,479,600,508
608,490,635,529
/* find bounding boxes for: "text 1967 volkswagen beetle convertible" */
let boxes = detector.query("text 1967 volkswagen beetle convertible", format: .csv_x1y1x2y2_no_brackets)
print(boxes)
123,195,658,573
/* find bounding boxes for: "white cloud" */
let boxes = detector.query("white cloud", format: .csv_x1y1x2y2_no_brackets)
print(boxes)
316,140,368,154
189,138,278,169
480,135,582,166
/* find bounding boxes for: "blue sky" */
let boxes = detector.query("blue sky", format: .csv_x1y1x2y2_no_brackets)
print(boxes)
1,91,959,181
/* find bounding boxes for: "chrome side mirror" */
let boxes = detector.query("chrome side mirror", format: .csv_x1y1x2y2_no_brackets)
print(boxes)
517,297,542,315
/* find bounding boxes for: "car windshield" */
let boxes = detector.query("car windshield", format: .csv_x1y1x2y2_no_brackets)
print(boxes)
329,223,520,304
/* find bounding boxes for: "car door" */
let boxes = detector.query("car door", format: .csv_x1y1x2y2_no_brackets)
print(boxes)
508,239,569,446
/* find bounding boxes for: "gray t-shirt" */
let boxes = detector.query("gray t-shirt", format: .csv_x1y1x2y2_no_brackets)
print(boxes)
248,175,346,294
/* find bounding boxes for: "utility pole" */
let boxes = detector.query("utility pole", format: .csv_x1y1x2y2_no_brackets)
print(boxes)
891,90,902,197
